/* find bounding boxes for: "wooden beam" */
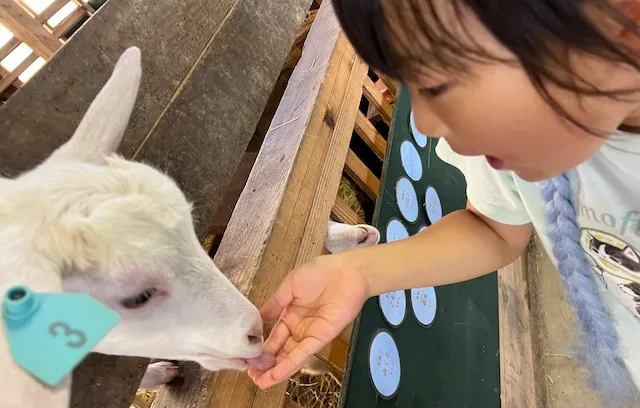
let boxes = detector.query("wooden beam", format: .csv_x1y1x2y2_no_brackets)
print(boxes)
209,151,259,236
37,0,69,24
51,6,85,38
282,9,317,71
498,254,540,408
354,110,386,160
152,3,368,407
344,149,380,200
331,195,364,225
0,52,36,93
0,65,22,88
373,69,397,97
0,0,313,406
315,337,349,375
71,0,94,15
362,75,392,124
0,0,60,58
0,36,19,60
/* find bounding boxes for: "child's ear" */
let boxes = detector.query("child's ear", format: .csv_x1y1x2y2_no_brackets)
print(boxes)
46,47,142,165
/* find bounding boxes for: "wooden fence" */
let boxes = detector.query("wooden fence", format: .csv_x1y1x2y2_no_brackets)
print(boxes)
0,0,95,101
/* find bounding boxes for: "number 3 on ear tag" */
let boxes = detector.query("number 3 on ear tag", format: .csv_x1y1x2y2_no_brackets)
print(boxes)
2,285,120,387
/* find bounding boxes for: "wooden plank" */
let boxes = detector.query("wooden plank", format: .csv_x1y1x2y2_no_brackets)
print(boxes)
0,36,20,60
362,75,392,124
282,9,317,71
331,195,364,225
152,3,368,407
209,151,259,236
51,6,85,37
373,69,397,97
0,0,313,406
37,0,69,24
0,51,36,93
366,102,382,125
498,254,539,408
344,149,379,200
354,110,386,160
0,0,60,58
315,337,349,375
71,0,94,15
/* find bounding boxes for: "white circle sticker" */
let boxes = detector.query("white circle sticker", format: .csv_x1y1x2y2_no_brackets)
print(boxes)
411,286,437,327
425,186,443,224
369,330,401,398
419,225,427,233
409,111,428,148
396,177,418,223
386,219,409,242
378,290,407,327
400,140,422,181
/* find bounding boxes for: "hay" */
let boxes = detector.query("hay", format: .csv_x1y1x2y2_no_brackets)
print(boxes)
337,176,366,221
130,389,157,408
287,371,342,408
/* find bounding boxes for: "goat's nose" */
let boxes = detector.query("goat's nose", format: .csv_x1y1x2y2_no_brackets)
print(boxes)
247,323,263,345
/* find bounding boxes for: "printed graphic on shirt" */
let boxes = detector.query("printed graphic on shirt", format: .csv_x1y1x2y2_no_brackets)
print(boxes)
581,229,640,318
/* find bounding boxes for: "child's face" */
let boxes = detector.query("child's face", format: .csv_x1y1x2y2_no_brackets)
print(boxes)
402,3,640,182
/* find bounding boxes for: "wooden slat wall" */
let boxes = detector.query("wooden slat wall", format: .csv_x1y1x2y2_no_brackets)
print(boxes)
0,0,95,95
152,2,368,407
0,0,313,406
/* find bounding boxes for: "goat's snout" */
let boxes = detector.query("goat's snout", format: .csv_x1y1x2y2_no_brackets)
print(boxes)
247,322,264,345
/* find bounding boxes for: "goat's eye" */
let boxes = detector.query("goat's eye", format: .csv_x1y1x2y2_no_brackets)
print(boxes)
121,288,157,309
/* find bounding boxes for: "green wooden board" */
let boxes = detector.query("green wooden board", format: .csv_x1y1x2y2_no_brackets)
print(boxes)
339,87,501,408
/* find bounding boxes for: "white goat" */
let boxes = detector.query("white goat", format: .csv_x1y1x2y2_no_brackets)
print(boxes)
0,46,381,406
0,47,270,407
140,220,381,388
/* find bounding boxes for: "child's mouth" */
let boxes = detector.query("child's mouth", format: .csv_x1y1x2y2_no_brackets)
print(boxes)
485,156,504,170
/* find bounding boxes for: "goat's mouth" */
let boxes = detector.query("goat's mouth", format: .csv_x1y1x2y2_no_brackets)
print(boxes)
195,350,276,372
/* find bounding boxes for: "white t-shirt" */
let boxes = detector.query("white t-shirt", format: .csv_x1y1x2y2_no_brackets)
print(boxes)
434,130,640,388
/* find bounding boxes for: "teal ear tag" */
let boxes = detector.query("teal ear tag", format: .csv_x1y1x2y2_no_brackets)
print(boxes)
2,285,120,387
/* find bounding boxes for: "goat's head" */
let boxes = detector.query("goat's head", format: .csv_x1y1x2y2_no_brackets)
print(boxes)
0,47,268,405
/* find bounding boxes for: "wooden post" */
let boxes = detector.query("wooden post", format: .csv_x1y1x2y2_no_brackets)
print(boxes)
152,2,368,407
498,254,540,408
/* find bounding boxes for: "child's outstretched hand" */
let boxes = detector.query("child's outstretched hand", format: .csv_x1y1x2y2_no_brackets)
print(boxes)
248,255,369,389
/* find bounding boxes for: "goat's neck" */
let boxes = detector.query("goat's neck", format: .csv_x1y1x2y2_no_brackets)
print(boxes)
0,228,71,407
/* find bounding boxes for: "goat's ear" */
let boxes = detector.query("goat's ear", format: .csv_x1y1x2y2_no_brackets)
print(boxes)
47,47,142,164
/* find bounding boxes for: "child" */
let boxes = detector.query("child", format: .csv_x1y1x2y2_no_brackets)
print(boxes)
249,0,640,404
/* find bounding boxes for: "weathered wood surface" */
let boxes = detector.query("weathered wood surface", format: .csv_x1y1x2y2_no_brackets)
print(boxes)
354,111,386,160
344,149,379,200
152,2,368,407
316,337,348,377
331,196,364,225
0,0,61,58
0,0,311,406
498,253,540,408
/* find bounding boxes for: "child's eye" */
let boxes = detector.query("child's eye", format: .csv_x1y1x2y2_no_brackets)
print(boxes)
419,84,449,98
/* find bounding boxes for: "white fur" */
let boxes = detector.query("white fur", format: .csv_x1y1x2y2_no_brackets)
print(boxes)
141,221,381,386
0,47,267,407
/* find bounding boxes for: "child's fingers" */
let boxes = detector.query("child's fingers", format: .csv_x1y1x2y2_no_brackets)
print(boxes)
256,337,325,389
260,275,294,322
263,319,292,355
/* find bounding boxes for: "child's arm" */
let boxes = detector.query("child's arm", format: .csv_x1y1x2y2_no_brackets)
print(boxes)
341,201,533,297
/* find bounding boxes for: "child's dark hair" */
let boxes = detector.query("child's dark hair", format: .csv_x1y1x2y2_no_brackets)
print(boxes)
333,0,640,135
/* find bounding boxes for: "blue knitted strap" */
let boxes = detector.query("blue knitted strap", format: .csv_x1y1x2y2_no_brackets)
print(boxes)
540,173,635,402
